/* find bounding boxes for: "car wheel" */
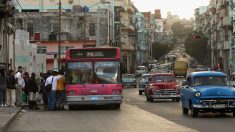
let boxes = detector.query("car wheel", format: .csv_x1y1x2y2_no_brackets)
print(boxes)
139,91,142,95
175,98,180,102
233,111,235,117
191,107,198,118
149,98,154,102
113,104,121,109
182,105,188,115
69,105,76,110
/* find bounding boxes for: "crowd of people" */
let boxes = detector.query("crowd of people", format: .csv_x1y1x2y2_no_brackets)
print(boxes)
0,66,65,111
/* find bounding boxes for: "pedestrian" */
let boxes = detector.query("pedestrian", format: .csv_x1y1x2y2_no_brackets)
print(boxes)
45,69,62,111
0,67,7,107
23,72,30,105
15,66,25,107
56,71,65,110
6,69,17,107
39,72,48,110
28,72,39,110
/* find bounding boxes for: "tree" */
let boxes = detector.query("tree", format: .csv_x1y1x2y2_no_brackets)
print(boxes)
152,43,173,60
171,22,193,38
184,31,209,65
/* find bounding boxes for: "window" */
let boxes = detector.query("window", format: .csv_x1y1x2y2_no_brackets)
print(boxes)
193,76,229,86
53,23,59,33
37,46,47,54
89,23,96,36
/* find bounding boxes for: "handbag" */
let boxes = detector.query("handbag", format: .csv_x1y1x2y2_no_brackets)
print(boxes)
45,77,54,92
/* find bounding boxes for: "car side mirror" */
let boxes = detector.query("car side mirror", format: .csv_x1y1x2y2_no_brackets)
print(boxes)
182,80,188,87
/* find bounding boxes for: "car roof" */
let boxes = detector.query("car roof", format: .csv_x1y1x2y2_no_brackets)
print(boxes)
188,71,227,77
137,66,146,68
123,74,134,76
150,73,174,76
142,74,151,76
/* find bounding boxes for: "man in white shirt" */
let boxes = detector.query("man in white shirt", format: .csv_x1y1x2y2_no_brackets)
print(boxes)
45,69,62,110
15,66,25,107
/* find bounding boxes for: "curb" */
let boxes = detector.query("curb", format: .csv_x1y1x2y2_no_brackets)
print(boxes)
0,106,23,132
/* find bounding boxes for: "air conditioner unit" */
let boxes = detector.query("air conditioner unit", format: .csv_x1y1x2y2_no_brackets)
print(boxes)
68,0,73,4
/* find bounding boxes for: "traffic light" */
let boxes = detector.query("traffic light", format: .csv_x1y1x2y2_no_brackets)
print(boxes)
191,35,201,40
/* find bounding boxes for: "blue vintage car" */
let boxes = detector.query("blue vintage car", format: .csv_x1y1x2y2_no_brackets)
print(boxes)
180,71,235,117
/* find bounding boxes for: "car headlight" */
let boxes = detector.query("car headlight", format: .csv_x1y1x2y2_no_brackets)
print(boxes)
195,91,201,97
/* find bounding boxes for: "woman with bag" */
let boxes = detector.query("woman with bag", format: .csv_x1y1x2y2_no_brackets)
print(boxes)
28,72,39,110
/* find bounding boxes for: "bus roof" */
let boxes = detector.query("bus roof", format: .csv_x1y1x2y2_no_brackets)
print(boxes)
65,47,121,61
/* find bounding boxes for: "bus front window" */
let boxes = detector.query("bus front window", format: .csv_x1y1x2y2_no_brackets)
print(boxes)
95,61,120,84
66,62,92,84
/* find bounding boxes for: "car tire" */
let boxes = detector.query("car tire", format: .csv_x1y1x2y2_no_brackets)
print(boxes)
139,91,142,95
182,105,188,115
191,107,198,118
233,111,235,117
113,104,121,110
149,98,154,102
69,105,76,110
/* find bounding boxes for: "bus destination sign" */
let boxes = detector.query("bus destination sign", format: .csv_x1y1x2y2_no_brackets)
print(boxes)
70,49,117,59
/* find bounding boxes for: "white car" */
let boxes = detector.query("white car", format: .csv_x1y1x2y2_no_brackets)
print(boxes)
136,66,147,77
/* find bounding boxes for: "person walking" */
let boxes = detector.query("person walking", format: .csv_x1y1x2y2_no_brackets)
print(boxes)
6,69,17,107
0,67,7,107
28,72,39,110
15,66,25,107
56,71,65,110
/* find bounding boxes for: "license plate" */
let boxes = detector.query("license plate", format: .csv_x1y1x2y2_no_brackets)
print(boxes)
90,96,99,100
213,104,225,108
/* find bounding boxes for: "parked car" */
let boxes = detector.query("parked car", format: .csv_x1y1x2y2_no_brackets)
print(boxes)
181,71,235,118
196,65,207,72
122,74,136,88
138,74,151,95
136,66,147,77
145,73,180,102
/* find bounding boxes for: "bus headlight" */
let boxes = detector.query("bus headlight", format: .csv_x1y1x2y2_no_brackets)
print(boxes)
195,91,201,97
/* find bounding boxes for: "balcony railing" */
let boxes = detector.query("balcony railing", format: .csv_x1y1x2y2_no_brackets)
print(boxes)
115,0,127,12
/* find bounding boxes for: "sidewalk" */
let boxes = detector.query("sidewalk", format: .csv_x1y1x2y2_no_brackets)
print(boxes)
0,107,22,132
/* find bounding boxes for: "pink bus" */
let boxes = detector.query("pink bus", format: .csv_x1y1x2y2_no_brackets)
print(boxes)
65,48,123,109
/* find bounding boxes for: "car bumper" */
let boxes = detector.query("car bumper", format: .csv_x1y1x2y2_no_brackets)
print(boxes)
66,95,123,105
192,104,235,109
150,94,180,99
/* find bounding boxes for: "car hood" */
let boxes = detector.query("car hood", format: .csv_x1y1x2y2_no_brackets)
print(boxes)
194,86,235,96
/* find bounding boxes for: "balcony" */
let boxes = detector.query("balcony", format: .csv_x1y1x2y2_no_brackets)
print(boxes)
115,0,127,12
223,16,232,28
127,6,134,14
223,41,230,50
115,16,129,28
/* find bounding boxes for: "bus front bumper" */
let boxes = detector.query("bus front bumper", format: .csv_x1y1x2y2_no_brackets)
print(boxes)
66,95,123,105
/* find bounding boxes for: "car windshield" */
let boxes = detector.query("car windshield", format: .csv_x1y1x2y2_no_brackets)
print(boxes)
66,61,120,84
141,75,150,81
193,76,229,86
150,75,175,83
122,75,134,82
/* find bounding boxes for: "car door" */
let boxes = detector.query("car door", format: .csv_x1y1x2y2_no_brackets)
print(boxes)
181,76,192,109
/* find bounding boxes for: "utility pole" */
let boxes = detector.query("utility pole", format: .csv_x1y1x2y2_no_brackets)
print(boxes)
4,16,9,73
96,6,100,47
84,9,86,47
58,0,61,70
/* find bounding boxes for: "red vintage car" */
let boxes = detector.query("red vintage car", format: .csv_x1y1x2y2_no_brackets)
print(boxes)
145,73,180,102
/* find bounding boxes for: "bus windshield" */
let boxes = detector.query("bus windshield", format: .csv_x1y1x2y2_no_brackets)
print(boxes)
66,61,120,84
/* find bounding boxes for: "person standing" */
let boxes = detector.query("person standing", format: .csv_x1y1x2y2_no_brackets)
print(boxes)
6,70,17,107
0,67,7,107
15,66,25,107
23,72,30,105
56,71,65,110
28,72,39,110
39,72,48,110
45,70,62,111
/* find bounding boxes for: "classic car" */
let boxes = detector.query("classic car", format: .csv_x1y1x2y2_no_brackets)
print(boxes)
122,74,136,88
145,73,180,102
181,71,235,117
138,74,151,95
136,66,147,77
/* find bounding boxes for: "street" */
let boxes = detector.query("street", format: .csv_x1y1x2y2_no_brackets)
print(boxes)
8,78,235,132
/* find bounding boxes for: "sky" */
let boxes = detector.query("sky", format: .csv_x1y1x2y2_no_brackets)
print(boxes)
131,0,210,19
